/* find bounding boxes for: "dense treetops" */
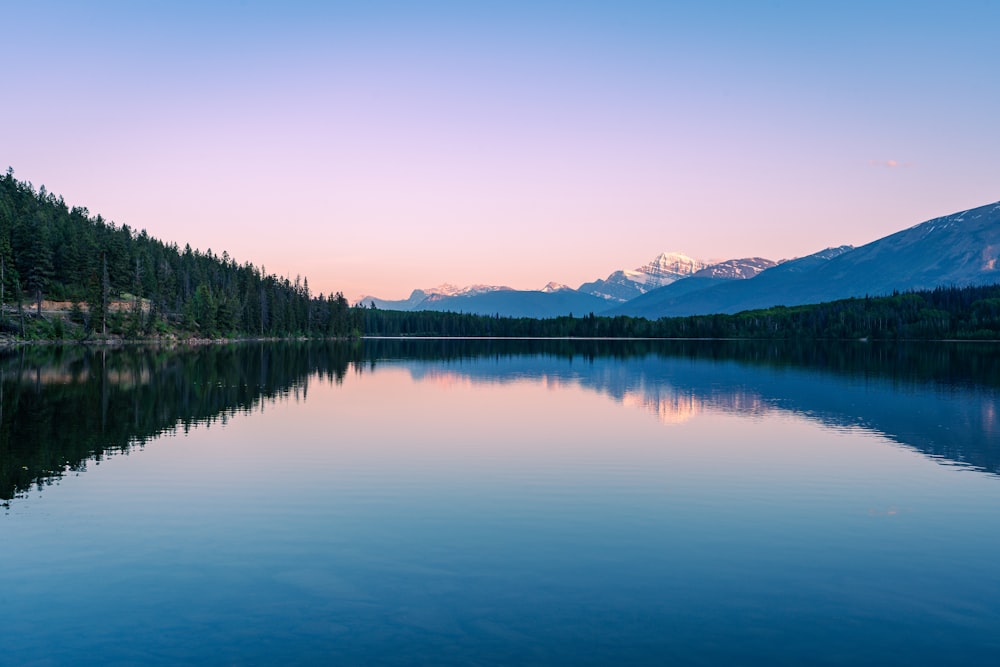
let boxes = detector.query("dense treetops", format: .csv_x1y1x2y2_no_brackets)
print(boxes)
0,169,359,339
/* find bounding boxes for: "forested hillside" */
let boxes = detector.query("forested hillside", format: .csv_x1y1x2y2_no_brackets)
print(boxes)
0,170,359,339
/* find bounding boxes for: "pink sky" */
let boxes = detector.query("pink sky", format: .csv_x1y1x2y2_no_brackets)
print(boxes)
4,1,998,301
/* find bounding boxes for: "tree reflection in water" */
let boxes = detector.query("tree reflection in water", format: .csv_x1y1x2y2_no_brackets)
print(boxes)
3,339,998,504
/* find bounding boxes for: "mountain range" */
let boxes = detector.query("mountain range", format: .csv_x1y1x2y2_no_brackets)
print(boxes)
360,200,1000,319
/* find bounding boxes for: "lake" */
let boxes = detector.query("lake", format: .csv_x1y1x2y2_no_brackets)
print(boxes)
2,339,999,666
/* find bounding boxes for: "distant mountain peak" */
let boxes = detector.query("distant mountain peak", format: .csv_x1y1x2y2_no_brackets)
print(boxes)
693,257,777,279
578,251,710,302
426,283,461,296
422,283,514,302
638,252,706,282
612,200,1000,318
541,281,572,293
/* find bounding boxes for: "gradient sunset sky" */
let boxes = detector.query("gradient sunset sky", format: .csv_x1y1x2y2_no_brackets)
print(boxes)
5,1,998,300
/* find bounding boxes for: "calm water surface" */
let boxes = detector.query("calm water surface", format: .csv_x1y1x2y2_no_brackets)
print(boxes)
2,340,999,666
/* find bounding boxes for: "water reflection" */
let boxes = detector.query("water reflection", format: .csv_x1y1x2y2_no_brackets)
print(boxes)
2,339,998,503
401,344,1000,475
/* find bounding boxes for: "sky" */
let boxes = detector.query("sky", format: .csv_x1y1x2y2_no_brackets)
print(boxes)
4,0,998,301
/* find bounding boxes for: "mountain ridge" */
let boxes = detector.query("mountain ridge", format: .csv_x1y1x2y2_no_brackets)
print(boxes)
613,202,1000,318
358,199,1000,320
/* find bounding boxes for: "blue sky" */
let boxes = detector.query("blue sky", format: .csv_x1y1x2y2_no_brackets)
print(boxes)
4,1,998,299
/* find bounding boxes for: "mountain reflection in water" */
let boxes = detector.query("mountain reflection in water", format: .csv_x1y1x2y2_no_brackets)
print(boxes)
2,339,998,504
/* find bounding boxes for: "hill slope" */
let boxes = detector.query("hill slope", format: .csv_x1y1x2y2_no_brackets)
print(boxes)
616,202,1000,317
0,170,357,338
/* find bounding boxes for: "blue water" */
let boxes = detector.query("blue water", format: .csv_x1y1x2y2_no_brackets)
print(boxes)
2,341,999,665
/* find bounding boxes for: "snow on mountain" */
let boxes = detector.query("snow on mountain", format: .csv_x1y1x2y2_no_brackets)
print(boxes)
612,200,1000,318
579,252,709,302
637,252,707,285
357,201,1000,319
692,257,777,279
421,283,514,302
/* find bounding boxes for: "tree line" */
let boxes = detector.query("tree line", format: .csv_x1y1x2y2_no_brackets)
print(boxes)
0,169,360,339
361,283,1000,340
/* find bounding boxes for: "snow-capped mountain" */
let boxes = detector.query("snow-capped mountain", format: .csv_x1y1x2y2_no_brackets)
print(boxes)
357,199,1000,319
363,251,779,312
578,252,707,302
421,284,514,302
607,248,848,317
358,280,607,317
692,257,777,279
579,252,779,302
637,252,707,285
611,199,1000,318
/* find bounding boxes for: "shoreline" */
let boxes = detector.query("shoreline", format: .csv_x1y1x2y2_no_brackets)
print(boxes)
3,334,999,347
0,334,353,348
